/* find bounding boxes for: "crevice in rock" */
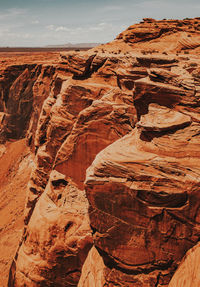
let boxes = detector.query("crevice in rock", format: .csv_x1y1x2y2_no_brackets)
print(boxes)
51,178,68,188
64,221,74,232
90,56,107,74
155,272,161,287
137,190,188,208
166,210,196,227
140,120,191,142
90,225,97,235
71,55,96,80
96,247,173,275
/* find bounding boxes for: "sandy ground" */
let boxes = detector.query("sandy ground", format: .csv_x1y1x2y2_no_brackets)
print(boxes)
0,139,33,287
0,47,90,69
0,51,61,68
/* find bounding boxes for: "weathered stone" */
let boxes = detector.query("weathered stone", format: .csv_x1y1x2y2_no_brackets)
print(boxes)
169,242,200,287
1,17,200,287
9,171,93,287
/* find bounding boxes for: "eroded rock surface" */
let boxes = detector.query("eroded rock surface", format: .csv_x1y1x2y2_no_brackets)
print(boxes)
169,242,200,287
1,18,200,287
10,171,92,287
7,47,137,287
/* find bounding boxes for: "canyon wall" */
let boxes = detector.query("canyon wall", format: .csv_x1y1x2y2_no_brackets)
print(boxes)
0,18,199,286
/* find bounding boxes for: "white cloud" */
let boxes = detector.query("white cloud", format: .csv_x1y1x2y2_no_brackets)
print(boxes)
5,32,33,39
99,22,106,26
89,22,112,31
0,8,27,20
43,21,124,44
46,24,55,30
55,26,70,32
31,20,39,24
46,24,82,33
89,26,104,31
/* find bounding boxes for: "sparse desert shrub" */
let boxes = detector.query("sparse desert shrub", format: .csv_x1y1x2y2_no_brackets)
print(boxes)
141,50,147,55
189,62,198,67
177,22,183,27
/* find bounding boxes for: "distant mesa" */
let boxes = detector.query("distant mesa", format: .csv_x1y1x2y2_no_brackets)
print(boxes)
45,42,102,48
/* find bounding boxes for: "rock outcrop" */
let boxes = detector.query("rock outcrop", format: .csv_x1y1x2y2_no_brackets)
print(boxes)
6,52,137,286
103,18,200,55
10,171,93,287
168,242,200,287
83,86,200,285
0,139,33,287
0,18,199,286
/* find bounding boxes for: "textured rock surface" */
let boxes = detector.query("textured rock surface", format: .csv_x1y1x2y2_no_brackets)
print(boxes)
0,52,60,286
169,242,200,287
112,18,200,54
77,247,106,287
10,171,92,287
0,139,33,287
6,51,137,286
0,18,200,286
80,19,200,287
84,118,200,285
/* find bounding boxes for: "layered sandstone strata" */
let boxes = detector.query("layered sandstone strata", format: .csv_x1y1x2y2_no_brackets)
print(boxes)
0,18,199,287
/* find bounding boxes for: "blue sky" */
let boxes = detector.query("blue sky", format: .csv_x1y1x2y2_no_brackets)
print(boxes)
0,0,200,47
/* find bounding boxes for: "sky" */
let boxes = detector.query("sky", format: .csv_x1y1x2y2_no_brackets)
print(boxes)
0,0,200,47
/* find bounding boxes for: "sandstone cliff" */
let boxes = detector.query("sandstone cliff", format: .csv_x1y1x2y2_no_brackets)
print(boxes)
0,18,199,287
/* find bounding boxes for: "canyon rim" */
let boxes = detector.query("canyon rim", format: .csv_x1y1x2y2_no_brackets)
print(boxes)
0,17,200,287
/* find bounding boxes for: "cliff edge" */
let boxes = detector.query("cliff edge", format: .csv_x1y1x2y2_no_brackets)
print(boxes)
0,18,199,287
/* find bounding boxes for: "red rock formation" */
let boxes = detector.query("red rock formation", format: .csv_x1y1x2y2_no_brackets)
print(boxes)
0,18,199,287
11,171,92,287
6,51,137,286
0,139,33,287
169,242,200,287
102,18,200,55
84,106,200,285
